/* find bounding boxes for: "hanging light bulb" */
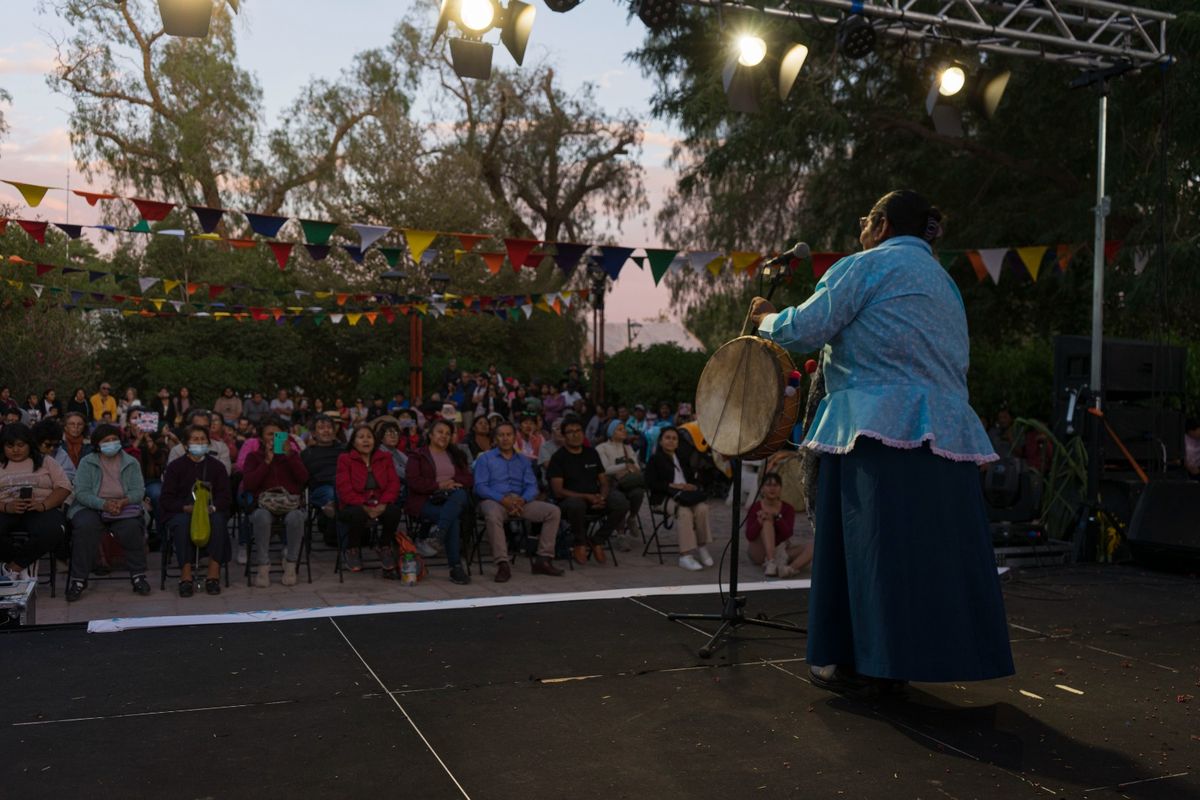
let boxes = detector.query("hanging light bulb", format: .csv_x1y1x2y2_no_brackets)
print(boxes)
736,35,767,67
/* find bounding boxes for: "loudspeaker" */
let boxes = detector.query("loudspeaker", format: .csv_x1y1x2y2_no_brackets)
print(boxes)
1102,403,1185,466
1054,336,1186,398
1127,479,1200,559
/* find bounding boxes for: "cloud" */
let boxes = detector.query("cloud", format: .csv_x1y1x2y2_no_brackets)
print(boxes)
0,41,56,77
0,127,72,163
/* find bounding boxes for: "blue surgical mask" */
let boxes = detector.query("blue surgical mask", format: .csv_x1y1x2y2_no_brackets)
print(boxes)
188,444,209,458
100,441,123,457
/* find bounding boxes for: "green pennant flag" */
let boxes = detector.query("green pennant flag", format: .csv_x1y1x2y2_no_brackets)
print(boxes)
114,273,132,283
644,248,678,285
129,219,152,233
313,314,325,326
380,247,404,268
508,308,521,322
300,219,338,246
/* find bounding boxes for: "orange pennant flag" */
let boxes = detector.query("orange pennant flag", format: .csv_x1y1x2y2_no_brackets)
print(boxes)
1056,243,1080,272
186,283,200,296
336,293,349,306
966,251,988,282
482,253,505,275
364,311,378,326
73,189,118,206
227,238,257,249
456,233,487,252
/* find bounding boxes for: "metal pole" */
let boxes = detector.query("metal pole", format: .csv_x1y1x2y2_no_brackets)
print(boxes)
1084,86,1110,559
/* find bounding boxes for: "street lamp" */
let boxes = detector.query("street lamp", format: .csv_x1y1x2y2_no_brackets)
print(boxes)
587,258,608,405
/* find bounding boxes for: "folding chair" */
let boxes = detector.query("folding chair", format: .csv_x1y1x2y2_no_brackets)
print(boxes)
242,494,313,586
7,529,58,598
642,500,679,565
159,516,233,590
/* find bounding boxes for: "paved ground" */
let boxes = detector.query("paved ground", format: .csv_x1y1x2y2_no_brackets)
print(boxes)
33,501,815,625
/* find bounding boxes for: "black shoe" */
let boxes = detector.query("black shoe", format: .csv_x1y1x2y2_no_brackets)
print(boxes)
205,578,221,595
808,665,874,697
178,580,194,598
131,575,152,596
449,565,471,585
65,580,85,602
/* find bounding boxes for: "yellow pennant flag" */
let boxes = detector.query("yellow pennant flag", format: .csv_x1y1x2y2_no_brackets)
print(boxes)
3,181,51,207
706,256,725,277
122,310,137,318
213,312,230,319
314,291,333,300
404,230,438,262
1016,246,1048,281
730,251,761,273
191,233,222,241
347,312,362,326
287,306,303,314
413,302,428,316
163,279,180,294
6,279,23,289
151,298,165,311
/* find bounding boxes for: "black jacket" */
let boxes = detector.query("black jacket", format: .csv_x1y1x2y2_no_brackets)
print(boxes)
646,449,698,505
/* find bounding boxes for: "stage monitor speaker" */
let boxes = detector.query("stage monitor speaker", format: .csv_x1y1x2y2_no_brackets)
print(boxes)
1126,479,1200,559
1054,336,1186,398
1102,403,1185,466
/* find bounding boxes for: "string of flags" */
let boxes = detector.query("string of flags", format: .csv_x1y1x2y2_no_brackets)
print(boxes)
0,178,1148,287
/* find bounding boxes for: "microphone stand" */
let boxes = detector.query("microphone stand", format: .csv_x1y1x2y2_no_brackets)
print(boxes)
666,262,806,659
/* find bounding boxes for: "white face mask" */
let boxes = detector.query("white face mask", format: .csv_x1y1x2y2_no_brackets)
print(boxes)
187,444,209,458
100,441,123,457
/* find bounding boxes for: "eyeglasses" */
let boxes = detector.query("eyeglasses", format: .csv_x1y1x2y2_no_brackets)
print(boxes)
101,385,111,391
859,214,881,230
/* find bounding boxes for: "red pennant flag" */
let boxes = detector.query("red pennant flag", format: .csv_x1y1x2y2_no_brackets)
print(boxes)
1056,243,1080,272
131,198,175,221
36,264,56,277
271,308,284,321
111,295,126,303
381,307,396,324
456,233,487,252
17,220,48,244
811,252,847,280
0,219,6,235
1103,240,1123,265
336,293,349,307
268,242,293,270
482,253,505,275
186,282,200,296
73,190,119,206
227,238,257,249
208,285,226,301
523,252,549,269
503,238,540,273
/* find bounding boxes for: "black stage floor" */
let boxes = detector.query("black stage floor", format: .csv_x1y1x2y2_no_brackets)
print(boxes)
5,565,1199,799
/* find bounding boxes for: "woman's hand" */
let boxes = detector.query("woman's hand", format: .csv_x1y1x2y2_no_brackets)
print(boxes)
748,296,777,330
183,504,195,513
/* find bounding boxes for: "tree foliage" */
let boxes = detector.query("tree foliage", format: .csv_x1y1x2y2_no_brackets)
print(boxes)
605,344,709,407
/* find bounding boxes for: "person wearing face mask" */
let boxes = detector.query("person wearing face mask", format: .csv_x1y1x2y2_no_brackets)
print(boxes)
160,426,232,596
748,189,1012,696
65,424,150,601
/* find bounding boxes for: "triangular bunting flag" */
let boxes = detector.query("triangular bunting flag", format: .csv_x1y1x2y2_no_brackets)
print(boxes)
552,242,590,277
644,249,677,285
186,283,200,296
131,198,175,221
482,253,505,275
330,313,345,325
730,251,761,273
1056,243,1081,272
379,247,403,267
138,277,160,293
300,219,338,246
3,181,51,207
457,233,487,252
170,300,184,312
977,248,1007,284
706,256,725,278
504,238,540,273
163,279,181,294
965,252,988,282
227,238,256,249
1132,246,1153,276
420,248,440,265
73,190,118,206
336,293,349,306
269,242,293,270
53,222,83,239
188,206,224,234
129,219,152,233
598,246,634,280
341,245,367,264
61,266,84,276
1016,246,1048,281
364,311,378,326
347,312,363,327
208,285,226,301
404,230,438,262
520,303,534,319
87,270,105,283
31,284,43,298
688,251,721,273
304,244,330,261
36,264,56,277
244,212,289,238
17,220,48,244
812,253,846,280
1104,240,1123,265
314,291,332,300
351,224,390,249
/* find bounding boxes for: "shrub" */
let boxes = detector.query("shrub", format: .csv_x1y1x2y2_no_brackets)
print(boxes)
604,344,708,407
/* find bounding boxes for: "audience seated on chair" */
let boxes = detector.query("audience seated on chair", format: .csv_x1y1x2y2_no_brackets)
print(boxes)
336,424,404,577
160,425,232,597
33,418,77,484
473,421,564,582
60,411,92,470
88,382,118,423
546,417,629,566
301,414,344,545
213,387,243,426
646,426,714,572
0,423,70,582
241,417,309,587
65,424,150,601
596,420,646,550
745,471,812,578
405,419,472,585
168,409,232,475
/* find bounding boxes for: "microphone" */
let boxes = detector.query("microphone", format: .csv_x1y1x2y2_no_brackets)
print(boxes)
760,242,811,271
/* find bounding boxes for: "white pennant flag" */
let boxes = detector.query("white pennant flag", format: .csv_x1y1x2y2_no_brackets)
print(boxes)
688,251,721,272
432,302,447,317
170,300,184,312
978,248,1008,284
138,277,160,293
330,313,345,325
560,291,573,308
294,289,310,299
669,254,688,272
521,303,533,319
351,224,391,249
31,284,44,298
1133,247,1153,276
307,306,323,313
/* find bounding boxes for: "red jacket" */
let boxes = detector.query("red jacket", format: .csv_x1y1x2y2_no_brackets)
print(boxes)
405,446,473,516
336,450,401,508
242,449,309,497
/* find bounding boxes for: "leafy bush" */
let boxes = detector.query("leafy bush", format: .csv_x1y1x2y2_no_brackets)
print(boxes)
144,355,263,403
968,338,1055,423
604,344,708,407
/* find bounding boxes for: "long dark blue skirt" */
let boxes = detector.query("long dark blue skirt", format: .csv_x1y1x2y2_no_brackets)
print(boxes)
807,438,1015,682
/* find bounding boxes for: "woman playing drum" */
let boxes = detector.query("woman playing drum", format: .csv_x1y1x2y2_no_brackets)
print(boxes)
749,189,1013,695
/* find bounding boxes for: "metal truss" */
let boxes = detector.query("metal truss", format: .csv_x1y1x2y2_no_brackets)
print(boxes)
688,0,1175,70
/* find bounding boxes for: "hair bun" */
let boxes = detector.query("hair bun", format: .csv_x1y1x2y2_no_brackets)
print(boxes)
923,206,944,242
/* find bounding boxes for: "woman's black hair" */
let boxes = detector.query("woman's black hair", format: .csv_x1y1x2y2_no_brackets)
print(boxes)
345,423,378,454
257,415,288,437
32,418,63,447
0,423,45,470
428,419,469,470
657,425,680,445
376,421,401,441
185,425,211,443
90,423,122,450
870,189,944,243
761,471,783,486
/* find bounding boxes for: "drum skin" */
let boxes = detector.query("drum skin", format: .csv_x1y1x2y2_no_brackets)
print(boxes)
696,336,801,460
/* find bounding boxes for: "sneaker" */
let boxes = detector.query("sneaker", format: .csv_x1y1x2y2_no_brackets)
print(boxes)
449,565,471,585
131,575,152,596
778,564,797,579
345,549,363,572
282,561,298,586
773,544,791,572
236,547,248,565
415,538,439,558
65,579,85,602
696,545,714,567
678,554,703,571
764,558,778,577
377,547,397,571
255,564,270,588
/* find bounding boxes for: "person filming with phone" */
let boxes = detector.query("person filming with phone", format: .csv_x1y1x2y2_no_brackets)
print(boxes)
0,423,70,581
241,416,309,588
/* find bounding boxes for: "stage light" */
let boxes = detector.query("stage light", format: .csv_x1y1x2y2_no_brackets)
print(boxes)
544,0,583,11
157,0,212,37
634,0,681,34
459,0,496,32
836,14,875,60
500,0,535,66
778,43,809,101
972,68,1011,119
938,66,966,97
736,35,767,67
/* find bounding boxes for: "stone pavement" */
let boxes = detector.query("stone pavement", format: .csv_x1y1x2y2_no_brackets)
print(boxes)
34,501,815,625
